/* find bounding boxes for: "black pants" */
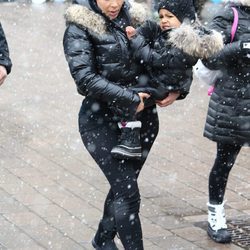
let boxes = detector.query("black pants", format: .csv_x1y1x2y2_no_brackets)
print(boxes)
80,106,159,250
209,142,241,204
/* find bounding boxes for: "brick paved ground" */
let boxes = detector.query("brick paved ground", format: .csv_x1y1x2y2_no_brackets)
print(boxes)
0,2,249,250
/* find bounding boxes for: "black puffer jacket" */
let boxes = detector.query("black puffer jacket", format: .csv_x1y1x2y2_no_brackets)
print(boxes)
129,20,222,100
203,0,250,146
0,23,12,74
63,0,149,129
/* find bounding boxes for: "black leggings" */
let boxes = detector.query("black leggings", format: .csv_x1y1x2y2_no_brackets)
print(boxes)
80,106,159,250
209,142,241,204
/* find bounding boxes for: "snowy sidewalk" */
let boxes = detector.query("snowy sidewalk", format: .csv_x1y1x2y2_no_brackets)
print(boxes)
0,2,249,250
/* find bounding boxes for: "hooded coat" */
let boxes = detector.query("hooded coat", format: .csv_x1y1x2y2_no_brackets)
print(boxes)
63,0,150,130
129,20,223,100
203,0,250,146
0,23,12,74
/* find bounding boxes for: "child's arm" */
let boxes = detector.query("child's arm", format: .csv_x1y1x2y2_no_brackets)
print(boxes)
127,20,159,64
150,48,198,69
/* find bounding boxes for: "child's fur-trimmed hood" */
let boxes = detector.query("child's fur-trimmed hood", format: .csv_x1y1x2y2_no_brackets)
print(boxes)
64,1,149,35
168,21,224,59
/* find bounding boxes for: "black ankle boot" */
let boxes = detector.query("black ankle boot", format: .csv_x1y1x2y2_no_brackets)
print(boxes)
92,222,118,250
111,127,142,160
92,238,118,250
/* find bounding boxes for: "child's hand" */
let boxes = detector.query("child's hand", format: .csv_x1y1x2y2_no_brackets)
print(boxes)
126,26,136,40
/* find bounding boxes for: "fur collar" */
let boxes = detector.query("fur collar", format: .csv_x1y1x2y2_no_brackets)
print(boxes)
64,2,149,35
223,0,250,6
168,21,224,59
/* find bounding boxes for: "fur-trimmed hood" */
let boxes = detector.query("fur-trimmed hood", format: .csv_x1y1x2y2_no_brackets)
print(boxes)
168,21,224,59
223,0,250,6
64,1,149,35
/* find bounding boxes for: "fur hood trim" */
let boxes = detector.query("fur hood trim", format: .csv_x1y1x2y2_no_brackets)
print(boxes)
65,5,106,35
168,22,224,59
129,1,149,27
64,2,149,35
223,0,250,7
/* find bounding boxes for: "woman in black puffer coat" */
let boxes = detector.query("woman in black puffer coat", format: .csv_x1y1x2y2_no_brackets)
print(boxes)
63,1,158,249
0,23,12,86
202,0,250,244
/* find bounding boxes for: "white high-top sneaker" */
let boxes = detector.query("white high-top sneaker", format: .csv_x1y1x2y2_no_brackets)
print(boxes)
207,201,232,243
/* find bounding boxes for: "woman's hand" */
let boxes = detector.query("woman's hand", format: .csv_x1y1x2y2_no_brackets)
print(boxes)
136,92,150,113
0,66,7,86
156,92,180,107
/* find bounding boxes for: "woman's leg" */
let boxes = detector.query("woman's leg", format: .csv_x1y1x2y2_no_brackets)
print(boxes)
207,142,241,243
80,106,159,250
209,142,241,204
93,189,117,248
81,125,143,249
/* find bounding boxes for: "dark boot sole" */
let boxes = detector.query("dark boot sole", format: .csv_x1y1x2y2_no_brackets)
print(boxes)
111,146,142,160
207,225,232,243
